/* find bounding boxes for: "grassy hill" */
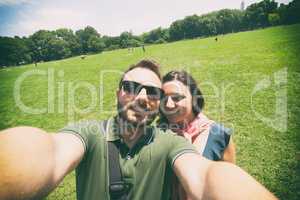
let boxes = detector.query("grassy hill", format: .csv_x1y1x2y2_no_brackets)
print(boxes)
0,24,299,200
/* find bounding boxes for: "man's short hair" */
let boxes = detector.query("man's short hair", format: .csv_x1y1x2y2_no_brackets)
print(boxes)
118,59,162,89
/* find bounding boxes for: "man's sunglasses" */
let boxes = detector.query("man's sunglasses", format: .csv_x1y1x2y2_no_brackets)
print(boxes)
121,80,164,100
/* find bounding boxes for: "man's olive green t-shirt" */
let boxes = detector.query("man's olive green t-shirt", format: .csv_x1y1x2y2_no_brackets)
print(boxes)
60,118,197,200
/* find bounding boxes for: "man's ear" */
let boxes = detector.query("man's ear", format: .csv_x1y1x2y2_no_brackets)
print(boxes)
116,90,120,98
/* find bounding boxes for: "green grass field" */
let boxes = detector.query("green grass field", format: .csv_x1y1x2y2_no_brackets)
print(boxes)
0,24,299,200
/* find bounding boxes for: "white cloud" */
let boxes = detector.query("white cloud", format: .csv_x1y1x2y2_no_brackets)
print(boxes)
5,2,91,36
0,0,31,6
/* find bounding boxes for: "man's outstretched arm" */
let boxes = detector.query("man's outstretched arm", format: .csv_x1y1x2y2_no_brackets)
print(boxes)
0,126,84,200
173,153,278,200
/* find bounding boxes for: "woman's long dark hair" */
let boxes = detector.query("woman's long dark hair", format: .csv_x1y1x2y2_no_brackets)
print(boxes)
158,70,205,130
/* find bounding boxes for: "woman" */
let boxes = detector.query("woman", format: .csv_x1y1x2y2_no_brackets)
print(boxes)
158,70,236,200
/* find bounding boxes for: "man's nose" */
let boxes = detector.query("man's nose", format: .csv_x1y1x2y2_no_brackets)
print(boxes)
135,88,149,109
166,96,175,108
135,88,148,101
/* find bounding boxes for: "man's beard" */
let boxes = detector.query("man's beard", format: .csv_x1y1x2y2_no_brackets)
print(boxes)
117,101,158,127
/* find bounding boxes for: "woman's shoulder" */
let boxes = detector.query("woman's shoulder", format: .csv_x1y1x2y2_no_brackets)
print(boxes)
201,122,233,161
209,122,233,137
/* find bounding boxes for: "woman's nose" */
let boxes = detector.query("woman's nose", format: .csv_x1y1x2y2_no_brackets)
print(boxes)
166,96,175,108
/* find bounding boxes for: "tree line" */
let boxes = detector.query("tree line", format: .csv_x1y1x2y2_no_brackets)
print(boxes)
0,0,299,67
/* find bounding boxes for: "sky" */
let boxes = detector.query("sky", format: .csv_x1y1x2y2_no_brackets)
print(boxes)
0,0,292,37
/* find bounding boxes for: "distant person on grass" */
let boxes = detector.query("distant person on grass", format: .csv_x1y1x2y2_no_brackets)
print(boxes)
158,70,236,200
0,59,277,200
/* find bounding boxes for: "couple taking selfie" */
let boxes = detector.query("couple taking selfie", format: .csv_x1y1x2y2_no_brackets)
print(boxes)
0,59,277,200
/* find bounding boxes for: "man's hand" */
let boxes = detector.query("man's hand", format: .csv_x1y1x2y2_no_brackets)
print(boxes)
0,126,84,200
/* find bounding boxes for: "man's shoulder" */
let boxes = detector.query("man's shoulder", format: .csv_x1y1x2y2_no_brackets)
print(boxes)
153,126,177,137
60,119,110,134
59,119,111,148
153,127,190,144
150,126,197,164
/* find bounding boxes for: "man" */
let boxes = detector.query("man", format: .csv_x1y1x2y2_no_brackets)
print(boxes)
0,60,277,200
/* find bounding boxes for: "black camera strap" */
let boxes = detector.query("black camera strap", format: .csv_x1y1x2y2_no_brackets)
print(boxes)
100,120,131,200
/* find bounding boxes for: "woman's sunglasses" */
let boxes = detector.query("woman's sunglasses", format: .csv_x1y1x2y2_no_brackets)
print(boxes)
161,94,186,103
121,80,164,100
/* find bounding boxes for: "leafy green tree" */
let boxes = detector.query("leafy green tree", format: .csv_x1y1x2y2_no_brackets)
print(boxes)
198,16,217,36
282,0,300,24
119,31,132,48
87,36,106,53
181,15,201,39
56,28,81,55
244,0,278,29
47,38,71,60
168,9,245,41
214,9,244,34
102,36,120,50
0,36,31,67
28,30,55,62
76,26,102,53
143,27,169,43
169,20,185,41
28,30,73,62
268,13,281,26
